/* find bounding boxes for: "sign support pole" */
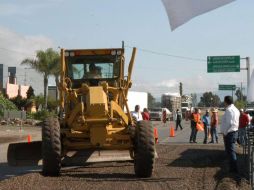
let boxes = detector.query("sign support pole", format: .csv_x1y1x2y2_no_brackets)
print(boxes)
241,57,250,94
247,57,250,93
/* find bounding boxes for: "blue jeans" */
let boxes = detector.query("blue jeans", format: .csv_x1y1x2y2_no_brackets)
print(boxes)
238,128,247,145
210,127,218,143
223,131,238,172
203,124,210,143
189,121,197,142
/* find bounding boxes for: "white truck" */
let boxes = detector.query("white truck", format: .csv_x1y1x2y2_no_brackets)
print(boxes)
127,91,148,112
181,95,192,118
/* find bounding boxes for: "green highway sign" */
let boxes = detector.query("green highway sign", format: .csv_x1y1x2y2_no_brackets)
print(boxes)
207,56,240,73
218,85,236,91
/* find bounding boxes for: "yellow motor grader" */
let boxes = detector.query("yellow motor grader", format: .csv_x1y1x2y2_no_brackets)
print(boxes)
8,46,155,178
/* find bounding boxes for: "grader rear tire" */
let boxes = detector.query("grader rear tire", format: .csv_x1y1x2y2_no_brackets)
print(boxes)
42,117,61,176
134,121,155,178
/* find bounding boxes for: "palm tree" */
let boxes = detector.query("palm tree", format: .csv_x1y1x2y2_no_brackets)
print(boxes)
50,56,60,100
21,48,59,109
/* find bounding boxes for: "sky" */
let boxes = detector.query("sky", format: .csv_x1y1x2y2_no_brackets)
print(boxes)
0,0,253,100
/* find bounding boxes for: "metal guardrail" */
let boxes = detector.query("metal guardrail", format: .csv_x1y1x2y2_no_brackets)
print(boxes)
3,110,26,120
244,126,254,189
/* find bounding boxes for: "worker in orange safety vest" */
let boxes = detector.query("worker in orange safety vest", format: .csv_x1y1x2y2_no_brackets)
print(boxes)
189,108,201,143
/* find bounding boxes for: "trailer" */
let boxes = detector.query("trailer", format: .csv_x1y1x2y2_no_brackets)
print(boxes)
127,91,148,112
161,93,181,112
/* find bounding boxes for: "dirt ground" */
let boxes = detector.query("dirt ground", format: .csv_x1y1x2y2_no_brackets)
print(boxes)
0,136,24,144
0,144,251,190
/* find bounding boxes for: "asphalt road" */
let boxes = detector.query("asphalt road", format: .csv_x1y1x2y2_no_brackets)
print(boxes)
0,122,251,190
153,120,224,145
0,125,41,181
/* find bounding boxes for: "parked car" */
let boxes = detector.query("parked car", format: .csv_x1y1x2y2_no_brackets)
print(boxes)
149,108,171,121
218,107,226,111
245,108,254,121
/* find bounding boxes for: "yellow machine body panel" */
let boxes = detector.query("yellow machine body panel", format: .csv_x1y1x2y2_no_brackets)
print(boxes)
86,86,108,117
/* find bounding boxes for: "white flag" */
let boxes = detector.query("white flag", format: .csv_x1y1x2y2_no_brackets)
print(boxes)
161,0,235,30
247,69,254,102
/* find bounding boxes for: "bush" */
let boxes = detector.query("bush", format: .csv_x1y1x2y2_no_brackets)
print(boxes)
0,94,17,116
9,95,27,110
47,98,59,112
234,100,247,110
30,110,57,121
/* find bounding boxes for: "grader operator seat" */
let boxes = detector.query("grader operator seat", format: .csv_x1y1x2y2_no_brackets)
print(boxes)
65,50,123,88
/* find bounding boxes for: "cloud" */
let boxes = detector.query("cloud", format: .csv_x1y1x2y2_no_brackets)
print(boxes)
131,79,179,98
157,79,178,88
131,75,219,97
0,26,55,94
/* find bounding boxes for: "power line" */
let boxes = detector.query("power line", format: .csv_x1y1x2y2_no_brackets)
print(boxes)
125,45,206,62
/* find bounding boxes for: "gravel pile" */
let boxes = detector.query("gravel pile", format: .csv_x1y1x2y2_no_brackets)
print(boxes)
0,144,250,190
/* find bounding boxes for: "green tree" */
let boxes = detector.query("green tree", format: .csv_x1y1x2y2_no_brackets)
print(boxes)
0,94,17,116
26,86,35,99
190,93,197,107
21,48,59,108
34,95,44,109
50,55,60,100
148,92,156,109
234,100,246,109
198,92,221,107
235,89,246,101
10,95,27,110
47,98,59,112
153,101,161,108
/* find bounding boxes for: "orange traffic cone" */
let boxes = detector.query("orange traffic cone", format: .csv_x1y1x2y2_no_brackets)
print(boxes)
154,127,159,144
27,134,31,143
169,125,175,137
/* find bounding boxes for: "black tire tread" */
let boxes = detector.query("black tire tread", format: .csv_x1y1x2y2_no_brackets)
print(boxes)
134,120,155,178
42,117,61,176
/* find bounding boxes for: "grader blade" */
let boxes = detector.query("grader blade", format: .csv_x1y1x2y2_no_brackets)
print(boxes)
7,141,42,166
62,150,132,166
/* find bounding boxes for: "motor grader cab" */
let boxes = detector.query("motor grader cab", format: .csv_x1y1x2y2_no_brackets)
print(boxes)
8,46,155,178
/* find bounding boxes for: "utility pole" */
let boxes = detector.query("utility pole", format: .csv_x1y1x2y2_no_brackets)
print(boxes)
240,82,243,101
179,82,183,96
247,57,250,92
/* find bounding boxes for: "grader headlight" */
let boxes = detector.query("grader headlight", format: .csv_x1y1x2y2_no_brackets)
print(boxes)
64,51,70,56
117,50,122,55
111,50,116,55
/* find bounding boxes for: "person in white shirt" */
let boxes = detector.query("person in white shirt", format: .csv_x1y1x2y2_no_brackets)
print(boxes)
131,105,143,122
221,96,240,173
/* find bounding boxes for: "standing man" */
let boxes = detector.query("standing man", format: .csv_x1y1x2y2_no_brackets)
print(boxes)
221,96,240,173
131,105,143,122
238,109,249,146
202,110,210,144
189,108,200,143
210,108,219,144
175,109,183,130
185,108,190,121
142,108,150,121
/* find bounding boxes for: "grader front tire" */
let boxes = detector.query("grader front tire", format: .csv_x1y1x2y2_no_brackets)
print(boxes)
42,117,61,176
134,121,155,178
